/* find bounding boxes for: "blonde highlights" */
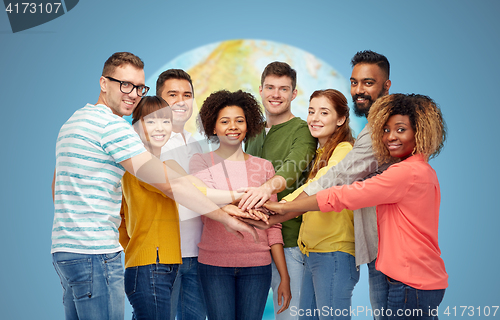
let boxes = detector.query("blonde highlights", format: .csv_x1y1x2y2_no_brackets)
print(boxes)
368,94,446,164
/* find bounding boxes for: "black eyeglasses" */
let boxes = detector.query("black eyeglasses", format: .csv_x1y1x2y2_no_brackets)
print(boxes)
105,76,150,97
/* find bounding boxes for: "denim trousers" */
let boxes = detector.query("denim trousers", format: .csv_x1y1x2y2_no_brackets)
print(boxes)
386,277,445,320
299,251,359,320
198,263,271,320
52,251,125,320
124,263,179,320
170,257,206,320
368,259,389,320
272,246,305,320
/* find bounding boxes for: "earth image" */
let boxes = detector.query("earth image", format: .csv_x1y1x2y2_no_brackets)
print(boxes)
143,39,365,141
138,39,363,319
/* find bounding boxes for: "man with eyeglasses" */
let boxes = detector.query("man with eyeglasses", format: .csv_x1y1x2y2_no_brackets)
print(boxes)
51,52,258,320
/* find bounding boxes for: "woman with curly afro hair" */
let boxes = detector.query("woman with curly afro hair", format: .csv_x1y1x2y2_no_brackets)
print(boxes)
265,93,448,319
190,90,291,319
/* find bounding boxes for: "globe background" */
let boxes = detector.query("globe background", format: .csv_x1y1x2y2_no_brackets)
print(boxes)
2,1,499,319
135,39,363,143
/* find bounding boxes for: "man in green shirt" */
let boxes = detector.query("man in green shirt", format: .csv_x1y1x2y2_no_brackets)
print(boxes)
241,61,316,319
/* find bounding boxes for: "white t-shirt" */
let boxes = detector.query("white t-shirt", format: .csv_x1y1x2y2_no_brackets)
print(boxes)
160,130,203,257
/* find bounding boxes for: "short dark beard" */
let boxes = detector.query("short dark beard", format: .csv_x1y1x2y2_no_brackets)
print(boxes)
352,90,386,118
352,94,374,118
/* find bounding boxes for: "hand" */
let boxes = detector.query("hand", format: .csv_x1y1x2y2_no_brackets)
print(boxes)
237,186,272,211
263,200,286,215
222,205,269,224
237,217,272,230
222,215,259,243
276,278,291,314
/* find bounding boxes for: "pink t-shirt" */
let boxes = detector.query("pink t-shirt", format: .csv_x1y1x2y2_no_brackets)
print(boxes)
190,152,283,267
317,154,448,290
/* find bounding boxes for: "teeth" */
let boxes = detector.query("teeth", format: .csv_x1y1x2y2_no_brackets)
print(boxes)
124,101,134,105
172,109,186,112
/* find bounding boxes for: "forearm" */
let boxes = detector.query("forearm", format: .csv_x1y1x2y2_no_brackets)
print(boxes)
283,194,319,213
271,244,289,282
189,175,243,205
121,153,225,219
262,175,287,194
206,188,243,205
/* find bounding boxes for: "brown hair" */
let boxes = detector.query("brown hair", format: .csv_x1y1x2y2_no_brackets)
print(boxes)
368,93,446,163
132,96,171,125
260,61,297,90
156,69,194,96
102,52,144,77
307,89,355,180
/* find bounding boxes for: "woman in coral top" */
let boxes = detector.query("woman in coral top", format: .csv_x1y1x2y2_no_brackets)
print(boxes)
266,94,448,320
281,89,358,320
190,90,290,320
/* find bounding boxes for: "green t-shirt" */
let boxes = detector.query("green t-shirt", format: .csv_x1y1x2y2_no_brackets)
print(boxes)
245,117,316,247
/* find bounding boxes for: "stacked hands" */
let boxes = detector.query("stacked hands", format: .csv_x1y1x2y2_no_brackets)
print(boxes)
221,186,286,228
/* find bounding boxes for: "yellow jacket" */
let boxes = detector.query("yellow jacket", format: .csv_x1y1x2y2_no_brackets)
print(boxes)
284,142,355,256
119,171,182,268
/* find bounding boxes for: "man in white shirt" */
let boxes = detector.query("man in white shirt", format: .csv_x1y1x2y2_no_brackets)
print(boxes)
157,69,206,320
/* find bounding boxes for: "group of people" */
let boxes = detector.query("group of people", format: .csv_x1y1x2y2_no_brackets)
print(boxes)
51,49,448,320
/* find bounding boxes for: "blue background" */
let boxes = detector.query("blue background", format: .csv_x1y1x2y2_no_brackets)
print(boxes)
1,1,499,319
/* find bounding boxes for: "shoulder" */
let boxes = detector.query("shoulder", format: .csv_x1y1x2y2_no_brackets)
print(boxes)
247,154,273,167
289,117,309,130
190,152,209,163
335,141,354,152
325,142,353,166
384,156,429,184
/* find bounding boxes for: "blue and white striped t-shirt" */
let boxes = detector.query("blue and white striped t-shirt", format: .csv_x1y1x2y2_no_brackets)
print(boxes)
51,104,146,254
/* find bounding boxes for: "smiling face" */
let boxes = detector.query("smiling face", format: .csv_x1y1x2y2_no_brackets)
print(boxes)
350,63,390,118
307,96,346,147
382,114,416,160
140,113,172,156
159,78,194,132
214,106,247,147
259,75,297,120
101,64,145,117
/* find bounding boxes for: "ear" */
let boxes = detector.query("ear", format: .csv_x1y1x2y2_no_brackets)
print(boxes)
291,88,298,101
337,116,346,127
100,76,107,93
258,85,263,95
383,79,392,94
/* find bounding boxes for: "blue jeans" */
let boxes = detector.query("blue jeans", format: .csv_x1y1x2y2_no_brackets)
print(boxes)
299,251,359,320
272,246,305,320
124,263,178,320
52,251,125,320
387,277,445,320
198,263,271,320
170,257,206,320
368,259,389,320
